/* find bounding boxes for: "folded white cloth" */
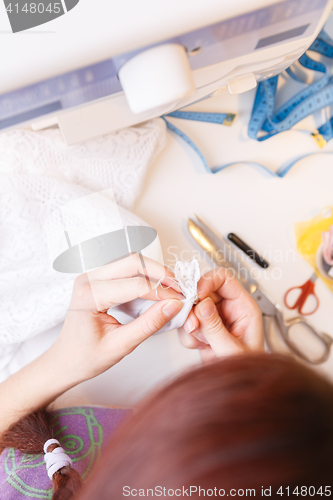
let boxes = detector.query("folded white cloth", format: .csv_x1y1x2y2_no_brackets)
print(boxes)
109,259,201,332
0,120,167,371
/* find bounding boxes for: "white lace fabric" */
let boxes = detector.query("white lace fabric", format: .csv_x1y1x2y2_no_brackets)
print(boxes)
174,260,201,301
0,119,166,371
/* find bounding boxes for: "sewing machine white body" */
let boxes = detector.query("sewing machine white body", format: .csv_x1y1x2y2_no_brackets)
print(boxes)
0,0,332,144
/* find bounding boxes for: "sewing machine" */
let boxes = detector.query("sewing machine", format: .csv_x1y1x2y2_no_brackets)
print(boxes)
0,0,332,144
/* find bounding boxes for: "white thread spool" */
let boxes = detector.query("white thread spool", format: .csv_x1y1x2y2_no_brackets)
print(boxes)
118,43,195,114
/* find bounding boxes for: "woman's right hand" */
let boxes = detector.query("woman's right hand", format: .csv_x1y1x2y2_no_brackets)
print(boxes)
0,254,184,436
178,267,265,362
54,253,184,383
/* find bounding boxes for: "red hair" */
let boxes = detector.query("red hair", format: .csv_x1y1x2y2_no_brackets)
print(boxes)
1,354,333,499
0,409,82,499
78,354,333,498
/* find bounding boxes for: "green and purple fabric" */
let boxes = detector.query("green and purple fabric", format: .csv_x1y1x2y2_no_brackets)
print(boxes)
0,406,131,499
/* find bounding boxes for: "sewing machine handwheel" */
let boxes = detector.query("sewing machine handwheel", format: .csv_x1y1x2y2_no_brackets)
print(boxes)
118,43,195,114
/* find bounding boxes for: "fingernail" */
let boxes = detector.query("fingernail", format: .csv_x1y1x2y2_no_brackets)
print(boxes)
184,318,195,334
197,298,215,319
163,300,182,318
197,333,209,344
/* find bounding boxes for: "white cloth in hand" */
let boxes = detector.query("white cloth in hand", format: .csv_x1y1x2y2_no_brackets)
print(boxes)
109,259,200,332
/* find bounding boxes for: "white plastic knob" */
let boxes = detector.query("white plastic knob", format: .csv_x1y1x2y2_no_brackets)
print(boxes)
227,73,257,95
118,44,196,114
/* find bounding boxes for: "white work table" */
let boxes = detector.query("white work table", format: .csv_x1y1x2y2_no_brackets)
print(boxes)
5,73,333,409
49,80,333,409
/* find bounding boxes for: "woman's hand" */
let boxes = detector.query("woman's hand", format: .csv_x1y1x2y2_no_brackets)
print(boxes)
178,267,264,362
53,253,184,384
0,254,183,436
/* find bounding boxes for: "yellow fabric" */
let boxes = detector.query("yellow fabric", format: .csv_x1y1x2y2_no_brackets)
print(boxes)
295,207,333,291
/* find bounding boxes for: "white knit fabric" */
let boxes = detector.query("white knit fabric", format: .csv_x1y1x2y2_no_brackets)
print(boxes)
0,120,167,370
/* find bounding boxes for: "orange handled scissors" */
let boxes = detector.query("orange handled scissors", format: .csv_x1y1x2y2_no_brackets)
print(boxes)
284,272,319,316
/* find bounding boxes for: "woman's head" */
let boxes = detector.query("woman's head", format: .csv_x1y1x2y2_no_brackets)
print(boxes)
78,354,333,498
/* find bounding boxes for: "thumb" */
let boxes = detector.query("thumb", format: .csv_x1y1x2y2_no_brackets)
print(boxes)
194,297,243,356
114,299,183,356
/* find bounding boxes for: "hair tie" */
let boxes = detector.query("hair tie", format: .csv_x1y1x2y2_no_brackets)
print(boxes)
44,439,73,479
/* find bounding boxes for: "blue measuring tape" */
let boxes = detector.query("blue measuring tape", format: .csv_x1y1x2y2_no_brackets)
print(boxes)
166,110,235,126
162,110,236,175
163,113,333,177
248,29,333,144
163,29,333,175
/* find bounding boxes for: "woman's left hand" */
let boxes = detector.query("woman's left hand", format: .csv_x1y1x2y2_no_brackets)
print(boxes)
178,267,264,362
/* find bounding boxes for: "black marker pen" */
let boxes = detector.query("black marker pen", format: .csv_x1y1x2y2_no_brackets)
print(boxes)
227,233,269,269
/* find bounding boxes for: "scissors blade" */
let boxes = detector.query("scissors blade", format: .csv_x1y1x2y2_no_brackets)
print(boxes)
187,215,257,293
251,287,279,316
